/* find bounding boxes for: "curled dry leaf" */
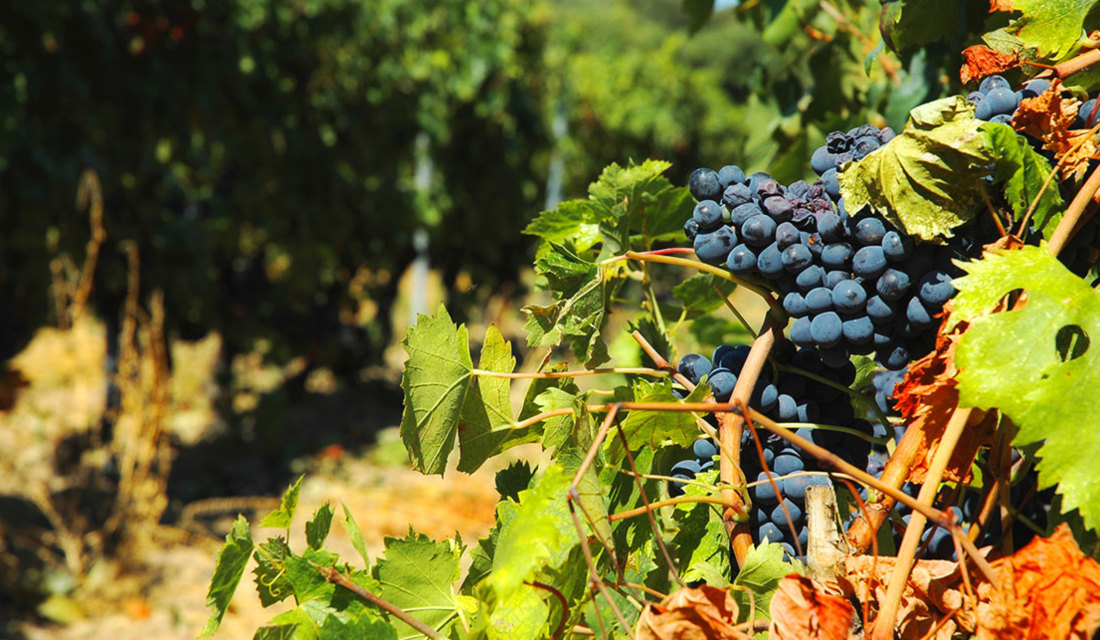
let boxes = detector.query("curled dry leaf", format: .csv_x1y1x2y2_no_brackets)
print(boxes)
968,523,1100,639
769,574,855,640
636,584,748,640
1012,79,1099,180
839,553,976,640
892,315,995,485
960,45,1021,85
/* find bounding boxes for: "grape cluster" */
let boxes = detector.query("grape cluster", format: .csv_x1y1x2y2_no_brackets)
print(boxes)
685,126,967,371
669,346,874,557
968,74,1100,131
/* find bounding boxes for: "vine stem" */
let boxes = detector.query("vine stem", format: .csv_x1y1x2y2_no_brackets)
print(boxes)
608,495,749,522
868,408,976,640
1054,48,1100,78
614,250,786,319
527,581,568,640
722,313,785,567
313,562,446,640
630,330,695,390
1048,160,1100,256
472,366,669,379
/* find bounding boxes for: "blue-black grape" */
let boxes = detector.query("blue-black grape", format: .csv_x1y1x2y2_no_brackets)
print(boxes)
708,368,737,401
979,74,1010,93
693,438,719,461
906,296,935,329
866,295,896,323
742,215,778,247
876,268,910,300
730,202,763,227
775,221,801,248
854,217,886,245
727,244,758,274
756,242,785,278
783,292,809,317
790,316,813,346
821,242,853,269
805,287,834,314
817,213,845,242
718,164,746,189
693,226,738,265
693,199,724,231
881,230,912,261
724,183,754,209
918,271,956,306
810,312,843,347
831,279,867,314
852,245,887,278
763,196,794,222
796,264,825,290
677,353,712,385
689,168,723,201
842,316,874,344
782,243,814,273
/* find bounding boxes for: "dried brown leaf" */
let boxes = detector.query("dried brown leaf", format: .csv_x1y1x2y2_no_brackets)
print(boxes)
970,523,1100,639
1012,80,1099,180
891,318,995,484
769,575,855,640
960,45,1021,85
839,553,974,639
636,584,748,640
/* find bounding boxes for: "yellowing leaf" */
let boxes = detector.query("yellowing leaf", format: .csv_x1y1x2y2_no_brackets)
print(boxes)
839,97,994,240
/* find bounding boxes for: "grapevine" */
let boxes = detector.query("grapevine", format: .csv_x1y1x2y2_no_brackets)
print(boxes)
203,3,1100,639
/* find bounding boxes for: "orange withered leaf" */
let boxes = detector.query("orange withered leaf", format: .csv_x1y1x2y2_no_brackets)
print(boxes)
960,46,1021,85
636,584,748,640
769,575,855,640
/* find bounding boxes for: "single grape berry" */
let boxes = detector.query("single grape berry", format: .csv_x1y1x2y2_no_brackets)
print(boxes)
832,279,867,314
756,242,786,278
852,245,887,278
805,287,834,314
689,168,723,201
796,264,825,290
881,230,912,261
783,292,809,317
677,353,712,385
876,268,910,300
782,243,814,273
854,217,886,245
693,200,724,231
742,215,778,246
693,226,738,265
718,165,746,189
727,244,758,275
810,312,843,348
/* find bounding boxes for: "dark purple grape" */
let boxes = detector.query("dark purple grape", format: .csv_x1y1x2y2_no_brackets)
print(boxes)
796,265,825,290
821,242,853,269
881,231,912,261
782,243,814,273
756,242,785,278
742,215,778,247
775,221,801,248
723,183,755,209
693,226,738,265
854,217,887,245
876,269,910,300
677,353,712,385
805,287,834,314
718,165,746,189
810,312,843,347
832,279,867,314
689,168,723,201
783,292,809,317
842,316,874,344
852,245,887,278
726,244,758,274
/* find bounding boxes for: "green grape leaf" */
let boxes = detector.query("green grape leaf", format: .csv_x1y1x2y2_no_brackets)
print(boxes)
555,402,615,559
488,585,551,640
523,245,625,368
458,326,534,473
672,273,739,318
670,470,730,585
261,475,304,529
839,97,995,240
399,305,474,475
376,531,473,639
522,200,603,252
538,388,583,452
950,245,1100,530
339,503,370,569
488,464,577,599
305,503,333,550
879,0,961,53
200,515,255,637
495,460,535,502
318,610,398,640
994,0,1100,58
253,537,293,607
605,379,699,462
285,548,340,604
732,542,802,622
981,122,1064,238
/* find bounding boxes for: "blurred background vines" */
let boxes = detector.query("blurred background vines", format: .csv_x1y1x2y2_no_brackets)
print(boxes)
0,0,1001,636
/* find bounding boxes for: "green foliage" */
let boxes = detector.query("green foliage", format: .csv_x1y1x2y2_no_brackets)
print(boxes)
994,0,1100,58
202,515,255,638
981,123,1065,237
261,476,304,530
731,543,801,622
399,306,475,475
376,532,475,638
840,97,995,240
951,246,1100,531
